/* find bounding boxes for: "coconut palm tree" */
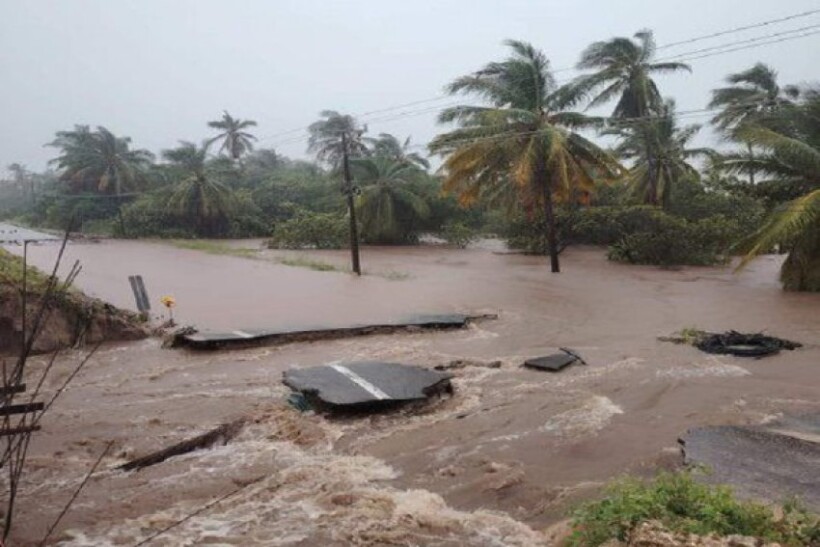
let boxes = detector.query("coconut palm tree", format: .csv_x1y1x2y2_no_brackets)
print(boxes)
307,110,369,170
572,30,691,205
429,39,624,273
728,89,820,291
350,156,429,243
48,125,154,194
163,141,234,236
709,63,799,184
206,111,258,161
610,100,712,208
367,133,430,170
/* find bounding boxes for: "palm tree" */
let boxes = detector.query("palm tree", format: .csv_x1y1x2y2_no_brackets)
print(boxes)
307,110,369,170
163,141,234,236
206,111,258,161
48,125,154,194
610,100,712,208
709,63,799,184
351,156,429,243
572,30,691,205
367,133,430,169
728,89,820,291
429,40,624,273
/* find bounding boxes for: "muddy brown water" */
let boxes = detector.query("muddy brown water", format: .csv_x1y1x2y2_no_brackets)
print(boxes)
4,240,820,546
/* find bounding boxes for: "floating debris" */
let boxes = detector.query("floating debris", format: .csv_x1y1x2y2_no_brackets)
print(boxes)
660,329,802,358
283,361,453,411
696,331,802,357
523,347,587,372
119,418,246,471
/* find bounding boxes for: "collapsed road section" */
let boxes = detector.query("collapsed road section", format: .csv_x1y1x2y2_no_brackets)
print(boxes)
283,361,453,411
680,413,820,508
171,313,496,350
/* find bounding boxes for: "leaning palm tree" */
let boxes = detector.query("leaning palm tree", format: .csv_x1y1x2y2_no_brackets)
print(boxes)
206,111,258,161
572,30,691,205
307,110,369,170
48,125,154,194
163,141,235,236
367,133,430,170
610,100,712,208
709,63,799,184
351,156,429,243
727,89,820,291
430,39,624,273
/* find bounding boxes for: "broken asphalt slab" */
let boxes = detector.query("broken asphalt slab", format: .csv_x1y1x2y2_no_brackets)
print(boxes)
523,348,587,372
283,361,453,411
172,313,495,350
680,414,820,508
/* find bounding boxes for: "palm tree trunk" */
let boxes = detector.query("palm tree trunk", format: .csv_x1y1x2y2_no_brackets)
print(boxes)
747,143,756,185
644,126,659,206
538,157,560,273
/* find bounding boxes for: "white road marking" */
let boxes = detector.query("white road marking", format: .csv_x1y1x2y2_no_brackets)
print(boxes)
329,364,390,400
232,330,255,339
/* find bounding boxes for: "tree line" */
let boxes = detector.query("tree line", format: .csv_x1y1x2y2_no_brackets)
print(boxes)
1,29,817,291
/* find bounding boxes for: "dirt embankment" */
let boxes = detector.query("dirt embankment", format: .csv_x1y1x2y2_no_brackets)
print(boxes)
0,250,148,355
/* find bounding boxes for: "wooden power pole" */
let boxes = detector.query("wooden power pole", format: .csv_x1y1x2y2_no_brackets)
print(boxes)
341,132,361,275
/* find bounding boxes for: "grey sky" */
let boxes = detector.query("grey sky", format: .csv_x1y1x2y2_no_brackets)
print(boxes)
1,0,819,173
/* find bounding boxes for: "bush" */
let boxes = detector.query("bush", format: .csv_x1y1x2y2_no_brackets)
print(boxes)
267,210,347,249
606,214,741,266
120,193,195,238
504,208,576,254
568,471,819,547
502,205,744,266
440,222,477,249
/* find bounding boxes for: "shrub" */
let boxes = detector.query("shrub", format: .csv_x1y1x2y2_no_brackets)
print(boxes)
607,214,741,266
267,210,347,249
568,471,819,547
502,205,744,266
504,208,576,254
440,222,477,249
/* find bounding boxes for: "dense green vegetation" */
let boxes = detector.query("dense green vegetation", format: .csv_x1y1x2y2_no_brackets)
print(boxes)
2,30,817,290
568,471,819,546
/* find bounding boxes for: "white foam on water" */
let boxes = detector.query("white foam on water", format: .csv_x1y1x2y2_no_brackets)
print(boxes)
657,356,749,380
58,423,548,546
538,395,624,437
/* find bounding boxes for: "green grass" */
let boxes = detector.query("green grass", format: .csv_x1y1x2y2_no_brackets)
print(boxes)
277,256,340,272
167,239,260,258
567,471,819,546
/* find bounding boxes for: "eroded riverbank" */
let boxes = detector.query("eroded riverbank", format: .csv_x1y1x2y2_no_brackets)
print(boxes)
6,240,820,545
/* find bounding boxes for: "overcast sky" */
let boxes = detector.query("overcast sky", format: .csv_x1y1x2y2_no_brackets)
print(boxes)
1,0,819,174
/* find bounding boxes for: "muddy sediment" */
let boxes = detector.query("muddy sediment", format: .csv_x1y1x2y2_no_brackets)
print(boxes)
0,266,148,356
6,241,820,545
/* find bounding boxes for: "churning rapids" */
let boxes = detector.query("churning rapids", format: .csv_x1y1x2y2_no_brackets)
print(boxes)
6,239,820,546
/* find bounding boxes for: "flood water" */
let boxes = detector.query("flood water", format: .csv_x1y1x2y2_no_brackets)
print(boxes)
6,239,820,545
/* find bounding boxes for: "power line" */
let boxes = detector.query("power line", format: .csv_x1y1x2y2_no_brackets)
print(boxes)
656,8,820,50
258,11,820,150
657,24,820,62
665,29,820,63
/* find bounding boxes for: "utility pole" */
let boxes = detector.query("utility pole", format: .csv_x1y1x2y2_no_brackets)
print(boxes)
341,131,361,275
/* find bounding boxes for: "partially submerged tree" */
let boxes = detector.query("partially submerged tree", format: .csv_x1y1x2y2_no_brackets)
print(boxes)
729,89,820,291
163,141,234,236
351,156,429,243
430,39,623,272
572,30,691,205
206,111,258,161
48,125,154,194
